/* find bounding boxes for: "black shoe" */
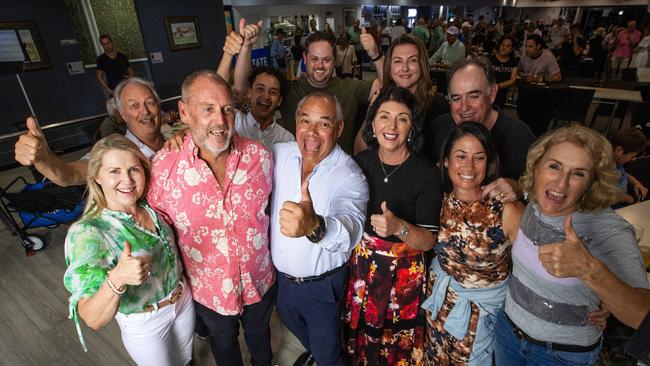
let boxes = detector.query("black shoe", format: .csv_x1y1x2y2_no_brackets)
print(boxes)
293,351,315,366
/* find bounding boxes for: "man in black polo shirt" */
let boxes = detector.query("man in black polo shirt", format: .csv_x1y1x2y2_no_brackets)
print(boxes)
96,34,133,96
423,58,536,202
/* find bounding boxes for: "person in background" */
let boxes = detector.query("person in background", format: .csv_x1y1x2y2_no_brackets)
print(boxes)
324,22,335,36
99,97,127,138
429,18,445,55
412,17,430,48
518,34,562,83
336,32,357,79
608,128,648,207
96,34,133,96
488,35,519,108
548,16,570,56
588,27,607,83
63,135,193,365
629,26,650,69
416,121,524,365
612,20,642,79
270,28,288,73
379,19,391,54
495,125,650,366
309,18,318,35
349,19,365,79
391,18,407,40
343,87,441,365
429,26,466,68
559,23,586,77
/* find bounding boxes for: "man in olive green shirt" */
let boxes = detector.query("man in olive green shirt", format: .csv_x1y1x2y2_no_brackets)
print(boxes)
235,27,383,153
412,17,430,48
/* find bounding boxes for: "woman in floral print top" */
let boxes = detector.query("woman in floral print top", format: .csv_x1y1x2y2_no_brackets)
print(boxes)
63,135,194,366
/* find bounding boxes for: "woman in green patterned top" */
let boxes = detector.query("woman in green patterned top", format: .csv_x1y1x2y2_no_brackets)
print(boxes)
63,135,194,366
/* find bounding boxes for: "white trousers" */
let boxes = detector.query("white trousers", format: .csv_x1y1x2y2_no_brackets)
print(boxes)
114,278,195,366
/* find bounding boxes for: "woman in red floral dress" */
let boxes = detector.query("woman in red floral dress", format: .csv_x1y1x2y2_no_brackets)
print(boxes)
342,87,442,365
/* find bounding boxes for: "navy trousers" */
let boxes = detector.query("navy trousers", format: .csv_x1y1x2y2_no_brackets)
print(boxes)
195,283,277,366
276,267,348,366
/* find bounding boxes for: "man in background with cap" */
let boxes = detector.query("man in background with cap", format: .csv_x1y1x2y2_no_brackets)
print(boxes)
549,16,570,56
429,26,466,68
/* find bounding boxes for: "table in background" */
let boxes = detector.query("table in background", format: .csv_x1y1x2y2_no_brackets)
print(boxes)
569,85,642,133
616,200,650,281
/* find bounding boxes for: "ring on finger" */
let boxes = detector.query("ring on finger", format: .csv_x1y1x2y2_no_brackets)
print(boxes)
498,192,505,199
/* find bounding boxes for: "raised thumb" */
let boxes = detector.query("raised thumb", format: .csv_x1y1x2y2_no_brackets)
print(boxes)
256,20,263,29
26,117,43,138
563,215,579,242
381,201,390,214
361,26,367,34
238,18,246,32
301,180,312,203
121,241,132,258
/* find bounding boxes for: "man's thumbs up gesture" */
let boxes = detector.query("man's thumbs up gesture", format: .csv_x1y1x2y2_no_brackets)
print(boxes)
14,117,48,166
360,26,380,60
279,180,319,237
538,215,595,279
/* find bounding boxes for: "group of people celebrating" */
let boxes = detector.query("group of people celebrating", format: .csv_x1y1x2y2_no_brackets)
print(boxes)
12,16,650,366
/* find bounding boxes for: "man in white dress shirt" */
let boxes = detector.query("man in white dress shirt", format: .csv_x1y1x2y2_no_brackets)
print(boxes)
270,92,368,366
233,66,294,148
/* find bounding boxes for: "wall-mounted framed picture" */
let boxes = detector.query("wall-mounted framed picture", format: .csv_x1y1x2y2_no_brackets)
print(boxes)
164,16,202,51
0,21,51,71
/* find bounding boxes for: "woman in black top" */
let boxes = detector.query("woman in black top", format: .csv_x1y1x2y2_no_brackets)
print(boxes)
342,87,442,365
589,27,606,82
487,36,519,108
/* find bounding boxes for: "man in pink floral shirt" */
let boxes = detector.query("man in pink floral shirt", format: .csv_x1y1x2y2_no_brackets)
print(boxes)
612,20,642,78
148,70,275,366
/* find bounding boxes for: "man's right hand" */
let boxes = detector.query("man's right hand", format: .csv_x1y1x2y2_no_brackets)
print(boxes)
241,19,264,47
14,117,48,166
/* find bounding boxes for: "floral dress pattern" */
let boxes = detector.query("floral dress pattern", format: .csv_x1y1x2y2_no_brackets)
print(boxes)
343,234,428,365
414,194,509,366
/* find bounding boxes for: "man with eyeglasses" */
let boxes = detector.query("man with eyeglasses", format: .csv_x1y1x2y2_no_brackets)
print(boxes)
14,77,165,186
423,58,536,202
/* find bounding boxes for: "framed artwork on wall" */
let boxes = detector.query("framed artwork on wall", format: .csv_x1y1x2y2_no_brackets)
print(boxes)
0,21,51,71
164,16,202,51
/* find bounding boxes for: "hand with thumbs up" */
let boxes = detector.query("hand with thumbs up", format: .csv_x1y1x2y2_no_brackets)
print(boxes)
109,241,153,289
14,117,48,166
241,19,264,48
369,201,403,238
279,180,319,238
223,20,245,55
538,215,596,279
360,26,380,60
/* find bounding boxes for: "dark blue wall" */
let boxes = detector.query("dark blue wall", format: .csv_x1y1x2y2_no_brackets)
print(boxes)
134,0,226,98
1,1,105,133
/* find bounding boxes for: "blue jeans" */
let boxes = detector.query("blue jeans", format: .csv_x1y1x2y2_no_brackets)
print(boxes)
494,310,602,366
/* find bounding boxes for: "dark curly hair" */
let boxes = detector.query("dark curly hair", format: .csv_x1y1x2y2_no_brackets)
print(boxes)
361,86,423,154
249,66,288,99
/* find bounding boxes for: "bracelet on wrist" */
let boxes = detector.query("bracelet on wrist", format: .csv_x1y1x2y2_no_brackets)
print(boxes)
370,52,383,62
106,270,126,296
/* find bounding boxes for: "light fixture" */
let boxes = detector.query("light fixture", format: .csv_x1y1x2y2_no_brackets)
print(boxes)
619,10,624,15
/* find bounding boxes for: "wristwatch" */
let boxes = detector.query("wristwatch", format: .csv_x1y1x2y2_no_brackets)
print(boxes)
398,222,409,240
306,215,326,243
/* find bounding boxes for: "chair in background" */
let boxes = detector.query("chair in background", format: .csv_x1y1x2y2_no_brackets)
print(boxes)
517,83,565,137
430,69,448,96
588,80,635,131
552,88,595,128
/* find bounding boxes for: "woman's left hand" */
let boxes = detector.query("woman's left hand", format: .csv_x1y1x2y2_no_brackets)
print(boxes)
587,303,610,332
481,177,518,203
538,215,596,279
369,201,402,238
